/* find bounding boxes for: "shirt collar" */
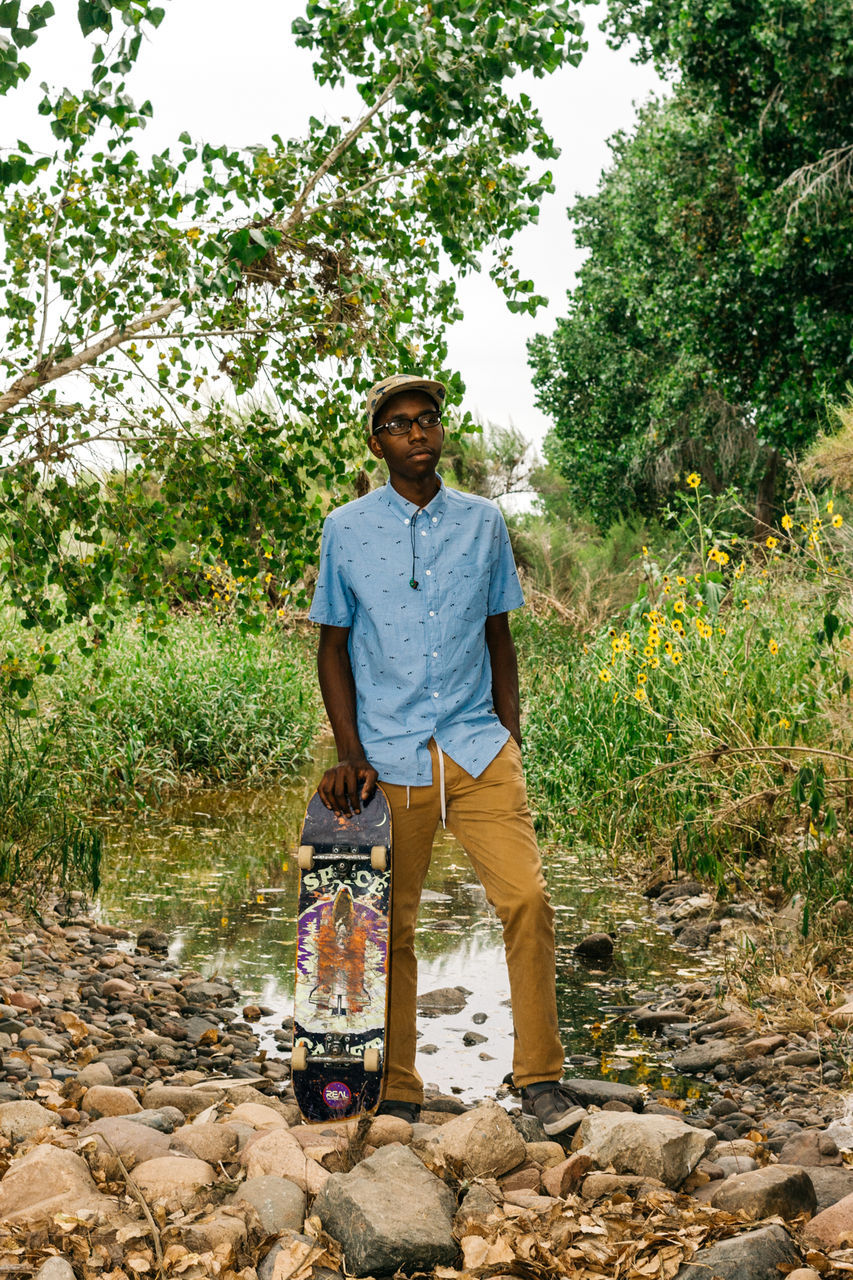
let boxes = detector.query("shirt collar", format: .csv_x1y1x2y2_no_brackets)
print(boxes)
380,475,448,524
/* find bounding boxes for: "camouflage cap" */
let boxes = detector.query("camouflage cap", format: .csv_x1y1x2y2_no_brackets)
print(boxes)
365,373,447,435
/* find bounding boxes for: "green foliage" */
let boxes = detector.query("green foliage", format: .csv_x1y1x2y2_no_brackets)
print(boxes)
531,0,853,522
442,420,535,500
0,0,585,690
517,476,853,932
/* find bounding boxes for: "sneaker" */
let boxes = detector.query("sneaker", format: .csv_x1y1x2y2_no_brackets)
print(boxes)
521,1082,586,1137
376,1099,421,1123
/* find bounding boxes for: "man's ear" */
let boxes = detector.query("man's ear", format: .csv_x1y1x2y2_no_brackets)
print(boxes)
367,434,385,460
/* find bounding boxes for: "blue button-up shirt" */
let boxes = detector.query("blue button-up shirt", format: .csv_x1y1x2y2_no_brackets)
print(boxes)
308,478,525,786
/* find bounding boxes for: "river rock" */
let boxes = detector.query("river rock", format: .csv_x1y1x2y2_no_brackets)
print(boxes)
136,927,169,951
415,1100,525,1178
416,987,468,1016
314,1143,456,1277
742,1035,787,1058
715,1155,758,1176
803,1189,853,1249
575,1112,715,1188
76,1061,114,1087
0,1099,62,1141
581,1172,667,1199
574,933,614,959
80,1084,142,1118
671,1039,738,1073
542,1152,595,1198
79,1115,170,1171
710,1164,817,1220
171,1208,248,1262
132,1155,217,1207
229,1101,287,1129
234,1174,307,1233
141,1084,223,1117
806,1166,853,1212
241,1125,329,1195
124,1106,186,1132
777,1130,842,1166
367,1115,412,1147
675,1225,801,1280
564,1078,643,1110
171,1121,239,1164
0,1144,119,1225
526,1140,568,1168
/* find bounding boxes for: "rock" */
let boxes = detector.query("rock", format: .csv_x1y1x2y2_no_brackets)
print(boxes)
827,1002,853,1027
786,1271,821,1280
581,1172,667,1199
314,1143,456,1277
80,1084,142,1118
542,1152,595,1198
172,1208,248,1263
454,1182,501,1231
632,1007,691,1032
132,1155,217,1207
671,1039,738,1074
124,1106,186,1133
241,1126,329,1195
0,1144,119,1225
416,987,468,1016
500,1161,541,1193
504,1191,559,1211
742,1035,787,1058
79,1116,170,1171
136,927,169,951
415,1100,525,1178
807,1166,853,1213
777,1130,842,1166
526,1140,568,1168
575,1112,716,1189
258,1232,320,1280
228,1101,287,1129
564,1078,643,1111
0,1100,62,1141
710,1164,817,1220
715,1155,758,1176
35,1260,76,1280
463,1030,487,1046
803,1189,853,1249
171,1121,238,1164
675,1225,801,1280
574,933,614,959
76,1062,114,1087
367,1115,412,1147
234,1174,307,1234
141,1085,223,1117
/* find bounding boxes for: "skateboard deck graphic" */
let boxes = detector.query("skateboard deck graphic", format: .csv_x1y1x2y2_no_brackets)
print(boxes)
291,786,391,1123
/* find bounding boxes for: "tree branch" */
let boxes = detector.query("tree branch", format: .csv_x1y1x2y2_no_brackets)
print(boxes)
0,298,183,417
36,184,71,368
280,72,402,234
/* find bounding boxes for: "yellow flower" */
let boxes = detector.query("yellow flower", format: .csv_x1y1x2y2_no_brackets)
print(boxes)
599,668,612,683
827,499,834,514
664,640,673,656
186,226,201,240
734,563,744,579
781,514,793,530
766,536,778,549
649,655,660,669
768,638,779,656
676,575,687,586
643,645,654,658
671,650,683,664
673,598,685,613
741,599,750,610
612,691,619,704
634,686,646,700
642,545,649,554
686,472,701,489
833,514,843,528
637,670,648,684
666,733,673,742
778,717,790,729
672,619,684,636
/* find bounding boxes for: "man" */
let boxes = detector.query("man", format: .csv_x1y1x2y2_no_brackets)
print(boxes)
307,372,585,1137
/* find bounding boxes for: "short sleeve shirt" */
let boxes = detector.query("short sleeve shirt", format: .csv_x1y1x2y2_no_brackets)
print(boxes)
308,477,525,785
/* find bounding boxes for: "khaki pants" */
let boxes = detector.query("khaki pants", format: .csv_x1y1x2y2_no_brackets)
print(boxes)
380,737,565,1103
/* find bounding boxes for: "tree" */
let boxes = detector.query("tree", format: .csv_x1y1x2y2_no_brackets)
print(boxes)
0,0,584,691
530,0,853,525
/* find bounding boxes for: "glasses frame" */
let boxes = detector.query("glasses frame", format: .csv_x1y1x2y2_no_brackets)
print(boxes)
374,411,444,437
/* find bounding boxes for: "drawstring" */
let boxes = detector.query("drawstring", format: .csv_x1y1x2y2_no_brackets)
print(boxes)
406,785,410,810
436,742,446,828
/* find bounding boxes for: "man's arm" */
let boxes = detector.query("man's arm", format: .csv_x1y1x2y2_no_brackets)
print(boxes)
485,612,522,747
316,623,378,815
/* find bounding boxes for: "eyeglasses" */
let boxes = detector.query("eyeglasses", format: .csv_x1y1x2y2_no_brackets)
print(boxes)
374,411,443,436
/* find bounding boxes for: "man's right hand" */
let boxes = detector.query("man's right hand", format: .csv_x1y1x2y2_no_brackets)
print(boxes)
318,755,379,816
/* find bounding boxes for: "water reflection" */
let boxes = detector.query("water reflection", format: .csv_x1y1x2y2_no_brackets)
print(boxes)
95,746,718,1101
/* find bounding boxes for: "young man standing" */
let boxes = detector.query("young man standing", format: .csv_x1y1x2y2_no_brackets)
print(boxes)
307,373,585,1137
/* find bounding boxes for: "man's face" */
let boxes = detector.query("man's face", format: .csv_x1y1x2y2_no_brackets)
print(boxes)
368,390,445,479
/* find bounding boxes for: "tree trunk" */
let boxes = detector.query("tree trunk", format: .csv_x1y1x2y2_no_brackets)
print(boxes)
753,447,780,543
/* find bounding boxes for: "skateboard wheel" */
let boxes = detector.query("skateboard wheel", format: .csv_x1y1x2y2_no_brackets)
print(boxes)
297,844,314,870
370,845,387,872
363,1047,381,1073
292,1043,308,1071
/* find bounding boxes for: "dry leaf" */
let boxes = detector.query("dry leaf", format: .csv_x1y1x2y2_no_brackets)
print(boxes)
460,1234,516,1268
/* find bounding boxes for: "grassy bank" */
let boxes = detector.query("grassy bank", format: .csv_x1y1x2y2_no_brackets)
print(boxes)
517,477,852,935
0,612,324,892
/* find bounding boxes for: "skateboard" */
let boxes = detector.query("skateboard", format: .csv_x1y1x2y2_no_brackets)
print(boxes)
291,785,392,1123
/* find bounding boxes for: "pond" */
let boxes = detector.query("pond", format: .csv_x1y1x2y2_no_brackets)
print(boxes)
94,739,720,1102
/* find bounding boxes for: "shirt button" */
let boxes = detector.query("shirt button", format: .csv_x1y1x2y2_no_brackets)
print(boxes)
429,610,435,617
404,518,410,525
426,569,431,576
432,517,438,523
433,692,439,698
432,651,438,657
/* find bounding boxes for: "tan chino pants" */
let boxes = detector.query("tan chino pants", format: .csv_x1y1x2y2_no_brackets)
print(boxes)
379,736,565,1103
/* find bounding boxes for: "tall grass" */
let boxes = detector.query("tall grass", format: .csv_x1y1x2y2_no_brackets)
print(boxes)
517,475,852,934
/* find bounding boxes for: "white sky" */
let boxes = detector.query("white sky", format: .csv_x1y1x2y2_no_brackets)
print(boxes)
6,1,663,454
